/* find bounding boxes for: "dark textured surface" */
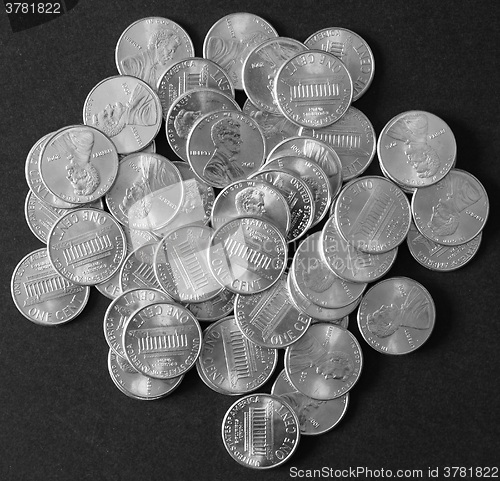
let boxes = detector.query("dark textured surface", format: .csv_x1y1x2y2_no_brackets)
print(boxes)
1,1,499,480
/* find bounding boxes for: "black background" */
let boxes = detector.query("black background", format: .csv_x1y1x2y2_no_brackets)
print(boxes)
1,1,499,480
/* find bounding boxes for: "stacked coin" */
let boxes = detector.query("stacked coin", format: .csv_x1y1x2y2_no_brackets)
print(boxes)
12,13,488,470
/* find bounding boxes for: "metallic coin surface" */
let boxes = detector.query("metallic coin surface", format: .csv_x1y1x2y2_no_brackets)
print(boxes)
166,88,240,161
208,217,287,295
123,302,202,379
249,169,315,242
203,12,278,90
157,57,235,118
83,75,162,155
299,106,376,181
304,27,375,101
104,287,172,358
47,208,127,285
11,248,90,326
406,222,482,271
321,214,398,283
264,156,332,226
108,349,184,400
271,369,349,435
196,316,278,395
311,316,350,329
285,323,363,400
357,277,436,355
122,224,161,254
335,176,411,253
292,232,367,308
39,125,119,204
95,268,123,300
234,275,312,348
115,17,195,91
274,49,353,128
211,179,291,237
154,225,223,303
120,242,162,292
242,37,307,114
105,153,184,231
411,169,488,246
187,109,266,188
221,393,300,469
378,111,456,188
186,288,236,322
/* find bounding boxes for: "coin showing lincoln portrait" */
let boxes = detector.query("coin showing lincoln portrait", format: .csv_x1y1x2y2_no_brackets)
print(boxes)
234,187,266,216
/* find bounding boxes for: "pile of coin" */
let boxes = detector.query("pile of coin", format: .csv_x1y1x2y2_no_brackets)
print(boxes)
12,13,489,470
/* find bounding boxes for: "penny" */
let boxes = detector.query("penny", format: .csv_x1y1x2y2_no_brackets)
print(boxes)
406,221,482,271
186,288,236,322
208,216,287,295
285,322,363,400
39,125,119,204
211,179,291,237
411,168,489,246
187,109,266,189
221,393,300,469
234,275,312,348
154,224,224,303
274,49,353,128
123,301,202,379
242,37,307,114
104,287,172,358
196,316,278,395
108,349,184,400
95,268,123,300
120,242,162,292
47,208,127,285
271,369,349,435
157,57,235,118
298,106,376,181
83,75,163,155
334,176,411,253
11,248,90,326
115,17,195,91
357,277,436,355
166,88,240,161
304,27,375,101
311,316,350,329
378,110,456,189
203,13,278,90
122,224,161,253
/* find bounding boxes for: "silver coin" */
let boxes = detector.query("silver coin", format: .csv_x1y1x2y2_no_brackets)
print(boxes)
154,224,224,303
39,125,119,204
196,316,278,395
115,17,195,91
105,153,184,231
411,168,489,246
292,232,367,308
311,316,350,329
249,169,315,242
234,275,312,348
104,287,172,358
187,109,266,188
83,75,162,155
157,57,235,118
378,111,456,189
166,88,240,161
120,242,162,292
271,369,349,435
242,37,307,114
357,277,436,355
406,221,482,271
11,248,90,326
123,301,202,379
221,393,300,469
122,224,161,254
298,106,376,181
321,213,398,283
47,208,127,285
334,176,411,253
208,216,287,295
274,49,353,128
211,179,291,237
108,349,184,400
203,13,278,90
304,27,375,101
186,288,236,322
95,268,123,300
284,323,363,400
